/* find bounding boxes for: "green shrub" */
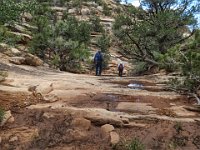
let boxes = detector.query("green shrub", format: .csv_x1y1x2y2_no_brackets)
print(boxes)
0,107,5,123
126,138,145,150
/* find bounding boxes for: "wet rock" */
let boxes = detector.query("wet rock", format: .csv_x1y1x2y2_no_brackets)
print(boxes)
110,131,120,145
101,124,114,137
71,118,91,130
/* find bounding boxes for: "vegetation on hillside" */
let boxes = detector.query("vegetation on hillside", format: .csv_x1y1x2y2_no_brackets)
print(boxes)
113,0,200,103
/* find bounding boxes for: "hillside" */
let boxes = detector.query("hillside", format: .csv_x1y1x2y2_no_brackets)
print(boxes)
0,0,131,75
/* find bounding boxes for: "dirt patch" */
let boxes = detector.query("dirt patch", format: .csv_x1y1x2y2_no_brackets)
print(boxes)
0,108,111,150
115,120,200,150
0,90,43,110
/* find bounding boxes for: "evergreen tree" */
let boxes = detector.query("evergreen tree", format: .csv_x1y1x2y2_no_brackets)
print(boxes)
113,0,199,68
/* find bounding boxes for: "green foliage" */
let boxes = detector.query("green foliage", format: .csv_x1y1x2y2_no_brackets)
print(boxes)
89,16,104,33
97,33,111,68
131,62,149,75
126,138,145,150
167,30,200,104
0,25,21,45
29,2,91,72
0,0,37,25
174,122,183,134
113,0,199,69
102,3,112,16
0,107,5,123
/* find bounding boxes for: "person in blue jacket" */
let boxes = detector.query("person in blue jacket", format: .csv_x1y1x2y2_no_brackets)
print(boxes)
94,50,103,76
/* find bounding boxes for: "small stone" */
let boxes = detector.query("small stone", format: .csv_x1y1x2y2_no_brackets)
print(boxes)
110,131,120,145
9,136,19,142
101,124,114,137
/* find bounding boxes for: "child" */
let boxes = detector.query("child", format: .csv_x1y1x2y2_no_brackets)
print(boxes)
118,62,124,77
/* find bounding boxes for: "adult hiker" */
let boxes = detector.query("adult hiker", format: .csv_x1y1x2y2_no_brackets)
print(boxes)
94,50,103,76
118,62,124,77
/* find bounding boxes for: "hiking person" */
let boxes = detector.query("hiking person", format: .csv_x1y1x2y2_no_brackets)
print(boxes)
118,62,124,77
94,50,103,76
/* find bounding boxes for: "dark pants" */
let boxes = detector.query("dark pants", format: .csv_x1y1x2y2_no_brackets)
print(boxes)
118,69,123,77
96,62,102,76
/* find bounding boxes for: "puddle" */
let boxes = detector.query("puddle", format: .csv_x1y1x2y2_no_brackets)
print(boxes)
127,83,144,90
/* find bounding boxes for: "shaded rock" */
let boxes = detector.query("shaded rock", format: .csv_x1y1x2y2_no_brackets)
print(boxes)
85,114,123,127
0,136,2,144
81,8,90,15
121,117,129,124
9,57,25,65
9,32,32,44
22,12,33,22
110,131,120,145
71,118,91,130
24,53,43,66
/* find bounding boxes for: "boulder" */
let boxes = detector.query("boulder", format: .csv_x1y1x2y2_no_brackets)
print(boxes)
81,8,90,15
24,54,43,66
23,12,33,22
110,131,120,145
68,8,76,14
36,83,53,95
101,124,114,137
43,93,59,103
71,118,91,130
9,57,25,65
